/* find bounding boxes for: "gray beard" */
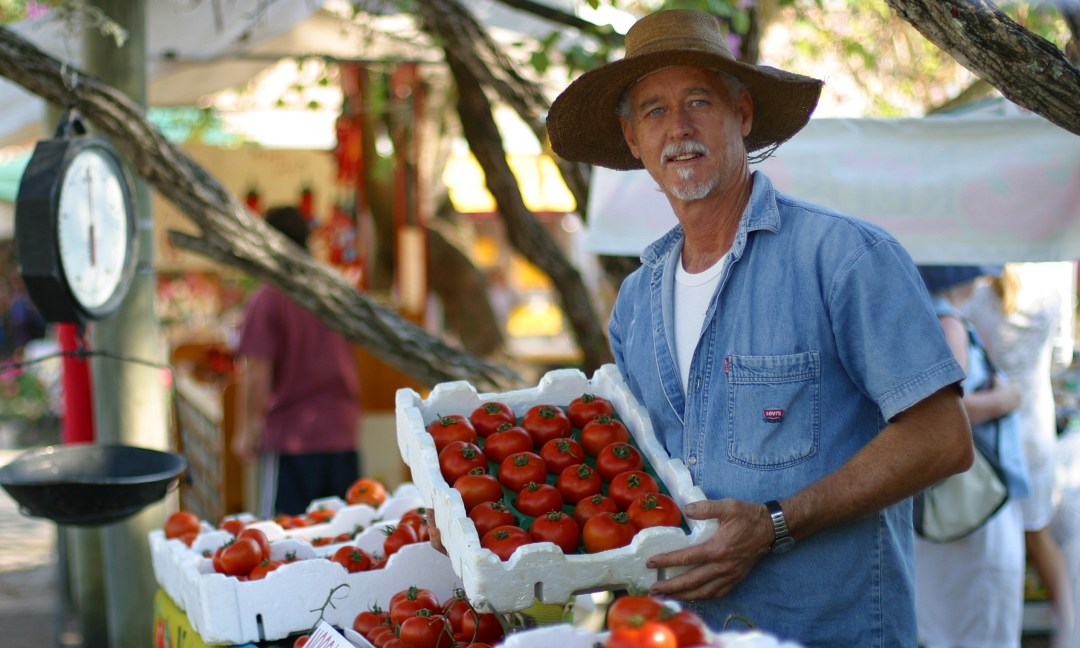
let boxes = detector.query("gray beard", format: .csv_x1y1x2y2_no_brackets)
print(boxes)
662,141,717,201
668,167,717,201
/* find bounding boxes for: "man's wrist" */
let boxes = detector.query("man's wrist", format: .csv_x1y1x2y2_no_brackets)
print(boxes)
765,500,795,554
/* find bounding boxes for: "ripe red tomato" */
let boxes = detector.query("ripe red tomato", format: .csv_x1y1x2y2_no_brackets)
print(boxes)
582,512,638,553
293,634,309,648
627,493,683,530
441,590,473,641
165,511,201,539
469,401,516,437
218,516,244,537
513,481,564,518
238,527,271,559
573,492,619,528
330,545,373,573
390,586,441,626
427,414,478,452
539,437,584,475
497,452,547,492
521,404,571,447
568,393,615,429
469,500,517,539
391,586,441,612
346,478,388,507
606,594,667,631
399,611,455,648
353,606,392,636
481,425,534,464
366,625,396,647
383,522,420,557
459,610,506,645
605,620,677,648
580,415,630,457
555,463,604,505
528,510,580,554
480,525,533,561
399,507,431,541
453,471,504,512
608,471,661,511
662,609,709,646
247,558,283,580
594,442,644,482
439,441,489,485
306,508,335,524
219,536,264,576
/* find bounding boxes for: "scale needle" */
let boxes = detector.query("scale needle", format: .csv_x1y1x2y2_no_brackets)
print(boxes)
85,166,96,266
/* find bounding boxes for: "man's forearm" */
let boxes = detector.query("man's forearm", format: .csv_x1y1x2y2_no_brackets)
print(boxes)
780,386,973,542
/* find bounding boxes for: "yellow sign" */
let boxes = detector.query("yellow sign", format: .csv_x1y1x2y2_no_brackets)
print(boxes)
153,589,256,648
443,153,576,214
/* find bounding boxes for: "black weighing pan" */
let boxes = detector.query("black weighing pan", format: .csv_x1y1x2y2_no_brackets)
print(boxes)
0,443,187,526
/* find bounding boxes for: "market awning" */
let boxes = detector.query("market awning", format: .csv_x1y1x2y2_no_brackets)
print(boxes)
586,113,1080,264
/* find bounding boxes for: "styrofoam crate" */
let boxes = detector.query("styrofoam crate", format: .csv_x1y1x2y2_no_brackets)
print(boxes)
147,484,435,644
177,541,459,644
395,364,718,613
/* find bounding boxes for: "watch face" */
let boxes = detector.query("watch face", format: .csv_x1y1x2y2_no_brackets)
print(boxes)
56,146,132,314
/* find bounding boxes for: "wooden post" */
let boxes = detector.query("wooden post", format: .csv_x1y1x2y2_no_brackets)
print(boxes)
83,2,170,646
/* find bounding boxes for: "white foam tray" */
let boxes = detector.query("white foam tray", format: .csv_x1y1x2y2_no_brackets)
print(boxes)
148,485,442,644
395,364,718,613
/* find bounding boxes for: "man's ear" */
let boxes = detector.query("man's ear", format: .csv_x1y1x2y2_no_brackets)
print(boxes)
738,89,753,138
620,117,642,160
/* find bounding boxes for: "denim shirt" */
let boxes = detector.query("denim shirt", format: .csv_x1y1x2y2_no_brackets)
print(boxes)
609,172,965,647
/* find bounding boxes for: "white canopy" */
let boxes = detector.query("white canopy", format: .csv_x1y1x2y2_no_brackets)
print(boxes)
586,111,1080,264
0,0,585,148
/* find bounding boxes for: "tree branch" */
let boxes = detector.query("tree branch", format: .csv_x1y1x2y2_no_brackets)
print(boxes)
885,0,1080,135
0,25,521,391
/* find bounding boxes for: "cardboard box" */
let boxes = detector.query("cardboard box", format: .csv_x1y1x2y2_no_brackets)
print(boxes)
395,364,718,613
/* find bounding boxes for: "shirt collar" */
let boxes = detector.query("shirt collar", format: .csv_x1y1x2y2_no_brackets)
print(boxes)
639,171,781,268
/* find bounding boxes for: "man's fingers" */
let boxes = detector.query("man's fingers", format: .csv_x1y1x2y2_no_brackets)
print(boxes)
647,563,734,601
681,499,727,520
646,542,715,570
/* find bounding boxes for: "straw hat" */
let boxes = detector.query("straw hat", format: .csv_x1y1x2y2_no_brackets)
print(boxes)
547,9,824,170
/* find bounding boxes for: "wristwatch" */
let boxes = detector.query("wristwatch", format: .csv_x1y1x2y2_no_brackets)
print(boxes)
766,500,795,554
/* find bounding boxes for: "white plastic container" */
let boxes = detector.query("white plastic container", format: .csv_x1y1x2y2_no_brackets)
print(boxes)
395,364,718,613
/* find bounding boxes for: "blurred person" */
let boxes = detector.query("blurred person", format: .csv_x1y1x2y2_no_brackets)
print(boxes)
541,8,973,646
916,265,1031,648
963,262,1076,643
231,206,362,517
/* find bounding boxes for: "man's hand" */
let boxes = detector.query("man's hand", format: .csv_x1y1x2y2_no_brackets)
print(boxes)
425,508,448,556
644,499,772,600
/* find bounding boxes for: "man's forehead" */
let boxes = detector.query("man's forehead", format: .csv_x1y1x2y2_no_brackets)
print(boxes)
627,65,724,96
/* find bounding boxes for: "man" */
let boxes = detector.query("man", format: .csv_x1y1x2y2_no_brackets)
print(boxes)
547,9,974,646
232,205,362,518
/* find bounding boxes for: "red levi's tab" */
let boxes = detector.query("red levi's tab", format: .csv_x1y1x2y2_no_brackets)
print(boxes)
762,408,784,423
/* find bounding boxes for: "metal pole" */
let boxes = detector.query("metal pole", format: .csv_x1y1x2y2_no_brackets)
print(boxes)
83,3,170,647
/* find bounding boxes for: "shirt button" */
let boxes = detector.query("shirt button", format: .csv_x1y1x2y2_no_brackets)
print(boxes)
687,456,697,465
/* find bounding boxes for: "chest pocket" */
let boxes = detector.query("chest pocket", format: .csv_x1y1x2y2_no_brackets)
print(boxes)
726,352,820,469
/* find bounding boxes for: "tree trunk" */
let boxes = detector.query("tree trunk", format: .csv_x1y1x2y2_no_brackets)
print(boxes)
0,26,520,391
885,0,1080,135
419,0,614,371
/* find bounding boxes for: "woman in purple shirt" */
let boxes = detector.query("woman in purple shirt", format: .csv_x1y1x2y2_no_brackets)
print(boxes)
232,206,361,517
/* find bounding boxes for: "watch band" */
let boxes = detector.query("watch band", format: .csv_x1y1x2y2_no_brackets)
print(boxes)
766,500,795,554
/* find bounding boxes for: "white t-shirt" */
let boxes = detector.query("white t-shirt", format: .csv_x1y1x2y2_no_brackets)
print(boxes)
674,252,727,391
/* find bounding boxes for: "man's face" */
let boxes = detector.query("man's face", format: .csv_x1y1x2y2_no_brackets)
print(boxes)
619,65,752,203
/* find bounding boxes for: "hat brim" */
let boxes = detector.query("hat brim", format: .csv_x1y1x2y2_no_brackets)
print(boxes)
548,51,824,170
